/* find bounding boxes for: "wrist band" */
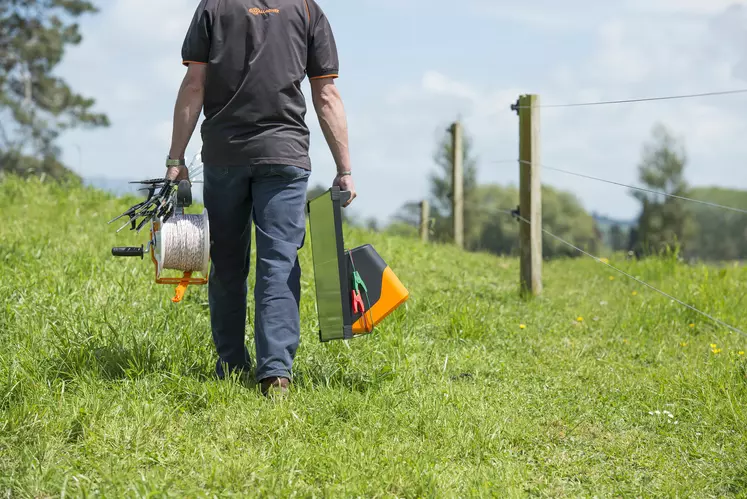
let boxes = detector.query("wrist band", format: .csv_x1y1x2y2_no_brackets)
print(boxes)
338,171,352,176
166,157,186,167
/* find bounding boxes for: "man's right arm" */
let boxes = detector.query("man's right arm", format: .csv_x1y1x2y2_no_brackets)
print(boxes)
306,0,355,206
311,79,351,174
311,78,356,206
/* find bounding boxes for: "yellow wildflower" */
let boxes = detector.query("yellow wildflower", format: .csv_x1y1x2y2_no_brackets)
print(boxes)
600,258,610,264
520,324,526,330
632,291,638,296
680,342,688,347
712,348,722,354
739,351,745,356
609,276,615,281
577,317,584,322
710,343,717,349
689,323,695,328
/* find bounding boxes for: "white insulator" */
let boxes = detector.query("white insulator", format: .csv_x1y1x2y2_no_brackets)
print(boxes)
158,210,210,275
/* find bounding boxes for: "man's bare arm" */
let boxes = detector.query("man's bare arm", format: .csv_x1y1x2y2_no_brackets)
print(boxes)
311,78,356,205
166,64,207,181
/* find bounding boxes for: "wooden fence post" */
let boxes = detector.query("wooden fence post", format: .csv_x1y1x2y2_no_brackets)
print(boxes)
420,200,430,243
451,121,464,249
515,94,543,296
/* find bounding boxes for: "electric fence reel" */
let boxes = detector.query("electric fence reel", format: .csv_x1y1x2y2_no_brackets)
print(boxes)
108,174,210,303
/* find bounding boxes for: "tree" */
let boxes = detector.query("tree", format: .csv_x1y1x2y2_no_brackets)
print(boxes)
631,124,694,256
684,187,747,262
627,227,640,258
470,184,520,255
393,182,601,259
427,123,481,248
0,0,109,180
390,200,422,228
367,219,380,232
609,224,627,252
471,184,601,258
540,187,601,258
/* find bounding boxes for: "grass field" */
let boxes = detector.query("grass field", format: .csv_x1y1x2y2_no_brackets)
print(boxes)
2,176,747,497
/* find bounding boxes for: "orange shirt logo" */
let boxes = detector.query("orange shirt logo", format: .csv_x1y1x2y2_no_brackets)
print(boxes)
249,8,280,15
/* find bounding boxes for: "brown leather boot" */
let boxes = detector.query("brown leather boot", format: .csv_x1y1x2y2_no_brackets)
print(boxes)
260,377,290,397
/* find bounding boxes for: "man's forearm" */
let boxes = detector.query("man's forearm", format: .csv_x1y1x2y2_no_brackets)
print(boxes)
169,78,204,160
315,89,351,174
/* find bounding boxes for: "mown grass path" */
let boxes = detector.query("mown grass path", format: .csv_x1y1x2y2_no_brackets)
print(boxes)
1,177,746,497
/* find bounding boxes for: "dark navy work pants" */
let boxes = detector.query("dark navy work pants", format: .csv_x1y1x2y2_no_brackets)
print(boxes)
203,164,310,383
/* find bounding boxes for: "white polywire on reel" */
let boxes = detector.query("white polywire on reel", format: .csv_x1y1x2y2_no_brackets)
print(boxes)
158,209,210,275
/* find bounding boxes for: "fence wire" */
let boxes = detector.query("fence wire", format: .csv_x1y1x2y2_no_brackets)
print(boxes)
508,160,747,216
513,89,747,109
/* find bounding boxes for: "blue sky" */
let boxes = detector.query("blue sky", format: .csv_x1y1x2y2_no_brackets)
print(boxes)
57,0,747,223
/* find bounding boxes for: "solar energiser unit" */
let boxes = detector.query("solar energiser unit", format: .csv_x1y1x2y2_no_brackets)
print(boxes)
307,187,410,342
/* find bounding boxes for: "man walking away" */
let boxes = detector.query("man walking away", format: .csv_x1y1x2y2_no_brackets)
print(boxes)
164,0,356,396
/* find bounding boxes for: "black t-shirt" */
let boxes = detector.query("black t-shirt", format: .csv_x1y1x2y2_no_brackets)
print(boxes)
182,0,339,169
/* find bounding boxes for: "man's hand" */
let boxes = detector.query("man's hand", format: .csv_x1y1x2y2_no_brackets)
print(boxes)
166,166,190,182
333,173,356,207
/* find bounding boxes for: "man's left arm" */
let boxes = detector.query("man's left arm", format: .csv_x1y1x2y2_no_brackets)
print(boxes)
166,64,207,181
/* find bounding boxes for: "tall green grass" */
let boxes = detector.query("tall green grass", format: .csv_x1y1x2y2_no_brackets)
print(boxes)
1,176,746,497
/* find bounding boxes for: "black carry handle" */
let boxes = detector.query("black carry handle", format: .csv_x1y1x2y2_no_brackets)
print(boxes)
331,187,352,207
112,246,144,259
177,179,192,207
339,190,352,206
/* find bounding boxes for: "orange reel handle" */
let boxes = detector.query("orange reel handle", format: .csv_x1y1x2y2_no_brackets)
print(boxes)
172,272,193,303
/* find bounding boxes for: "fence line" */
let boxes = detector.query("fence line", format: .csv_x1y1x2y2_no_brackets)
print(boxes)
507,160,747,216
499,209,747,339
511,89,747,110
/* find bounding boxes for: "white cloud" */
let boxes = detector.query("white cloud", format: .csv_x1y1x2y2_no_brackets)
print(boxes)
710,4,747,80
471,0,745,23
422,71,479,101
627,0,740,15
